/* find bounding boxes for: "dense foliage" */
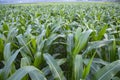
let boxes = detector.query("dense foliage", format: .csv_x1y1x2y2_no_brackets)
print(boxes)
0,2,120,80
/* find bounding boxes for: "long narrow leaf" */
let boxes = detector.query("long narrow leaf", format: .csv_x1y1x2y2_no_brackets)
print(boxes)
44,53,66,80
7,66,47,80
93,60,120,80
4,43,11,61
73,55,83,80
82,52,96,79
1,48,22,80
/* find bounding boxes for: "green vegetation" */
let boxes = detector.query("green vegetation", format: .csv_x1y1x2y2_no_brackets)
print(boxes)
0,2,120,80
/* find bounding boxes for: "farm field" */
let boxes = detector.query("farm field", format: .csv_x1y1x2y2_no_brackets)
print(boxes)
0,2,120,80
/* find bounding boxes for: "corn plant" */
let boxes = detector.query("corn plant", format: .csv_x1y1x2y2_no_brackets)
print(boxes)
0,2,120,80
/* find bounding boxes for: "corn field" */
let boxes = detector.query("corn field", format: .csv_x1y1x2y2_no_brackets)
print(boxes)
0,2,120,80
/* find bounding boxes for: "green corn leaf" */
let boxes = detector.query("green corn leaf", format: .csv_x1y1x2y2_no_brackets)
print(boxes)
16,34,31,55
36,29,46,44
73,55,83,80
92,58,109,66
93,60,120,80
33,52,42,68
108,39,116,62
37,39,46,52
67,33,74,55
3,43,11,61
73,28,92,56
3,22,9,31
82,52,96,79
1,48,22,80
31,38,36,49
7,66,47,80
42,58,66,76
6,27,17,42
44,53,66,80
94,24,108,40
46,34,65,47
0,39,4,61
82,40,113,56
21,57,31,67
